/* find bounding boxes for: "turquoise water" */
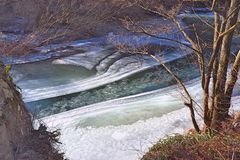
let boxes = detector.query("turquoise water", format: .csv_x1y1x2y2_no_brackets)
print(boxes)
12,60,96,89
26,56,200,118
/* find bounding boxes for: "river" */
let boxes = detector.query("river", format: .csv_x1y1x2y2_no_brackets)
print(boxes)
7,12,240,160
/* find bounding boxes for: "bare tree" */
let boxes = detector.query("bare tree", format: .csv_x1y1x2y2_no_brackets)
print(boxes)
117,0,240,131
1,0,127,56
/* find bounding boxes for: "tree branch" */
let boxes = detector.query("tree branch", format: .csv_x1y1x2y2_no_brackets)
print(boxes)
150,54,200,132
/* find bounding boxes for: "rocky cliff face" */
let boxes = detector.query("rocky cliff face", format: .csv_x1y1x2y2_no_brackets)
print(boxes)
0,67,32,160
0,66,64,160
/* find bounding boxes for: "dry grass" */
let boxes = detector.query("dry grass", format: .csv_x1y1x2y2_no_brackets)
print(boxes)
142,118,240,160
16,123,66,160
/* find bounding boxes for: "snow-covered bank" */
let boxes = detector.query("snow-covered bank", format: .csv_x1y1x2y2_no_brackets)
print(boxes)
37,79,201,159
50,108,194,160
1,40,95,65
42,83,197,160
42,78,239,160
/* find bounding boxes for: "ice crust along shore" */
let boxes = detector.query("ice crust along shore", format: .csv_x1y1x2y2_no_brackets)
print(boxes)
42,79,240,160
42,80,199,160
1,40,93,65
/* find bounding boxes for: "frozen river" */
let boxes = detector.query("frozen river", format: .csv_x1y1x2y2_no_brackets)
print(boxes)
8,33,239,160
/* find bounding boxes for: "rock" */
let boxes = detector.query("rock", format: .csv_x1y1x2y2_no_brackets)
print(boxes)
0,66,64,160
0,67,32,160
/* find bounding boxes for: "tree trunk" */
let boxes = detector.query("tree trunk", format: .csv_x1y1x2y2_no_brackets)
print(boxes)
211,0,240,129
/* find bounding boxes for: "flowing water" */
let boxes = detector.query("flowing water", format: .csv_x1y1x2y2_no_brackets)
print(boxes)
12,60,96,89
25,56,200,118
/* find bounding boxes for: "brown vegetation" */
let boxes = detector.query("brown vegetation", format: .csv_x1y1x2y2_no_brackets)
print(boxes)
0,0,117,55
0,0,145,56
143,114,240,160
